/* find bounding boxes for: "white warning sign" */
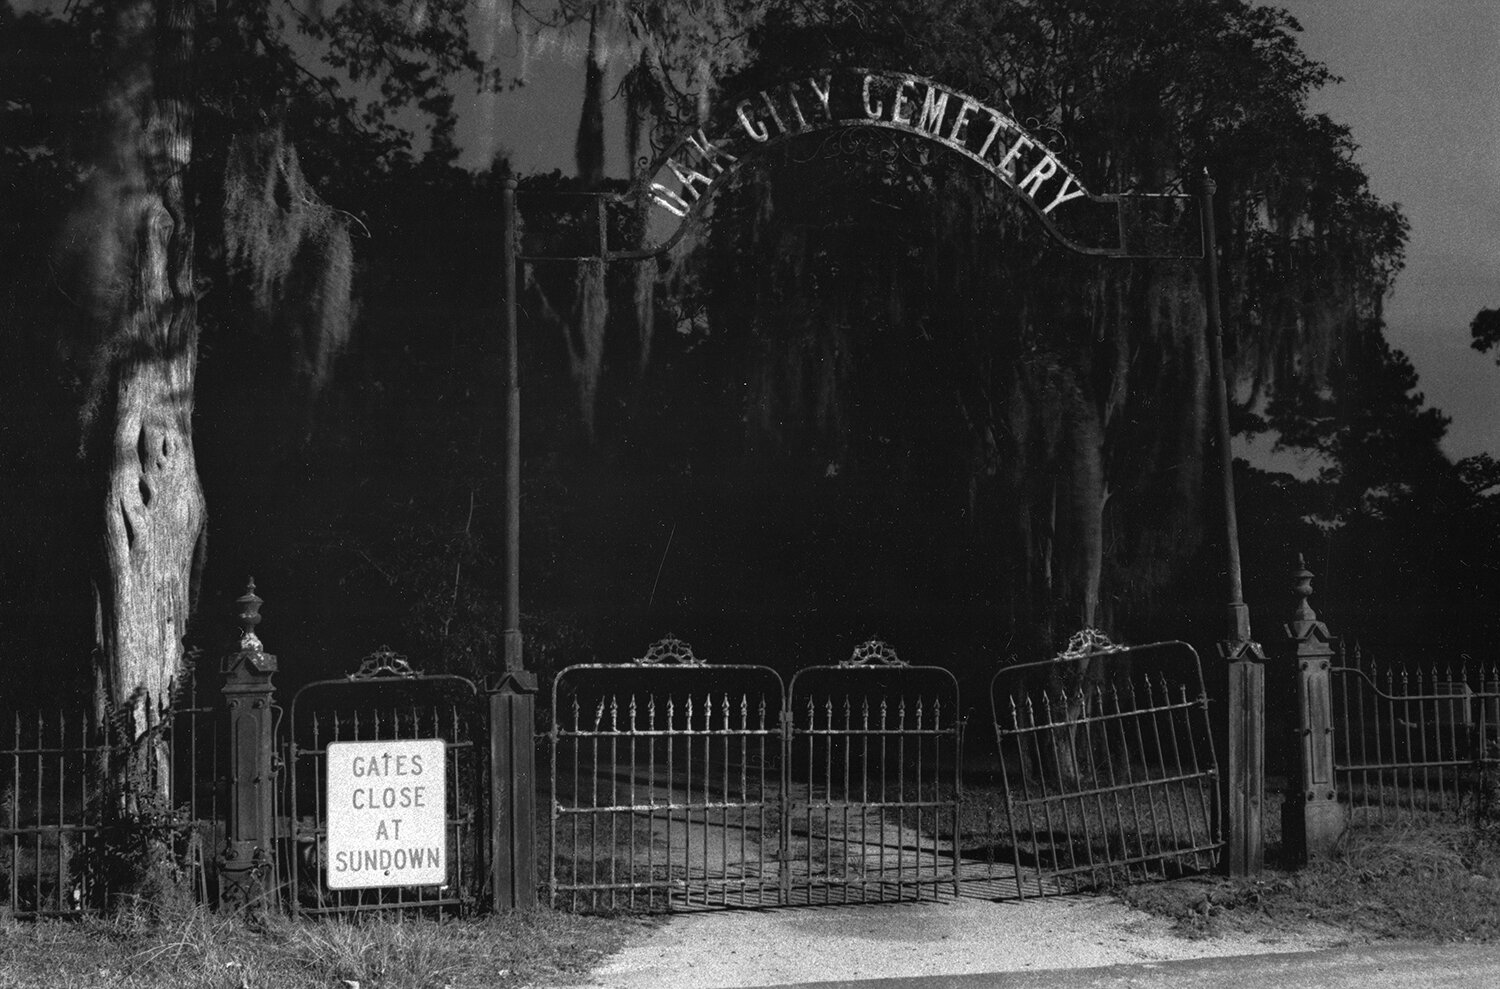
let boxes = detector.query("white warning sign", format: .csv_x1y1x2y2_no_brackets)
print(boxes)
325,739,447,889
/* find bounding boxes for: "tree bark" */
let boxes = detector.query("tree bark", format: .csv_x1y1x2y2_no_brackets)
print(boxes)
87,0,206,760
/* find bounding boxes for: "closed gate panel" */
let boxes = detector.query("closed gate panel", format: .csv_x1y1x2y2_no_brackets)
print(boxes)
784,655,961,905
550,658,785,912
284,651,485,917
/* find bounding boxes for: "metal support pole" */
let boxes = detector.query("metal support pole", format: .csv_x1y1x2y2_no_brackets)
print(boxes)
218,579,279,909
491,176,537,911
1199,172,1265,876
503,176,523,675
1283,556,1344,862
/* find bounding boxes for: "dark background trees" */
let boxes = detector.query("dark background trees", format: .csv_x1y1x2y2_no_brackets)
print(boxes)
1,0,1495,712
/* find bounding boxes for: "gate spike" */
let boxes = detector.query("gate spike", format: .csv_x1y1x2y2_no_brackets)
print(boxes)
610,695,619,731
594,697,607,731
647,694,656,730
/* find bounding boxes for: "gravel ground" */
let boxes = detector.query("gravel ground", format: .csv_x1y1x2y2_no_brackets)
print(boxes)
555,895,1345,989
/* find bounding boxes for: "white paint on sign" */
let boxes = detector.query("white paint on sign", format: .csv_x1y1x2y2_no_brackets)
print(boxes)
326,739,447,890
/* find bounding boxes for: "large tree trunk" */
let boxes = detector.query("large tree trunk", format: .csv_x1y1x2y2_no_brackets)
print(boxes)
85,0,205,763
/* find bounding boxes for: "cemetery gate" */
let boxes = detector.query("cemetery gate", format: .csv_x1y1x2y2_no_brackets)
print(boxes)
1,585,1231,920
546,635,1222,912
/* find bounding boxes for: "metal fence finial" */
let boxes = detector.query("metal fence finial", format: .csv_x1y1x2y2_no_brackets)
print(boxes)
1292,554,1318,627
236,578,263,654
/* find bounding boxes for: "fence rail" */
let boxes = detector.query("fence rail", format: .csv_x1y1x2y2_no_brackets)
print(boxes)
1,668,219,919
1331,643,1500,826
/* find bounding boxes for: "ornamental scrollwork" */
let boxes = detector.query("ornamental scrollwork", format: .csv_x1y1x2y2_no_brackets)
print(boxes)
1053,628,1125,662
633,634,706,666
349,646,420,680
841,638,906,668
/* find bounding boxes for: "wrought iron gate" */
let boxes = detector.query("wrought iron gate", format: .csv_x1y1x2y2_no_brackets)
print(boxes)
283,648,487,917
548,638,785,911
987,637,1222,897
548,637,960,911
783,643,960,905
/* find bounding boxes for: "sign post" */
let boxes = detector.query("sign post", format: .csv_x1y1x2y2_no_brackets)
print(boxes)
326,739,448,890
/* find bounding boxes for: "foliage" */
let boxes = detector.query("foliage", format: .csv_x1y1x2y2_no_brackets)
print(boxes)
589,0,1409,655
0,905,642,989
1472,307,1500,364
1123,822,1500,943
2,0,1495,702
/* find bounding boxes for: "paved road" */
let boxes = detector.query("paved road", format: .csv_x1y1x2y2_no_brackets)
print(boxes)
721,944,1500,989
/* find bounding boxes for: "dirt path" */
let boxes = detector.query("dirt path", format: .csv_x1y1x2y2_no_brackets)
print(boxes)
553,896,1347,989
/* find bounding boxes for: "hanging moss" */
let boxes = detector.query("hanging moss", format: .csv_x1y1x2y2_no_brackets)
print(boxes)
222,128,353,386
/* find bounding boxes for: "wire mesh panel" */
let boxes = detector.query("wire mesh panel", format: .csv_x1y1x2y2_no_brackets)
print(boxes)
549,642,784,912
784,642,961,905
1332,643,1500,827
987,638,1221,898
285,649,485,918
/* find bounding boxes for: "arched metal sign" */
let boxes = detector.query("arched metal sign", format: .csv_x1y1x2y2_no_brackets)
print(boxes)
629,67,1200,260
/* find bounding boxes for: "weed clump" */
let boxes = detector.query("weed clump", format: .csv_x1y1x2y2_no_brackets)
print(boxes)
1121,822,1500,943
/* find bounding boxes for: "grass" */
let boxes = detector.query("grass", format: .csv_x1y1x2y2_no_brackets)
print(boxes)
0,902,648,989
1119,821,1500,944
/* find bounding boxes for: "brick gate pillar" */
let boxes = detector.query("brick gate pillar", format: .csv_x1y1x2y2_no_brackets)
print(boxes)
219,579,279,908
1282,556,1345,862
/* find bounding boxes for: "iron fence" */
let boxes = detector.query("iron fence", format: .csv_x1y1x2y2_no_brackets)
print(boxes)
1331,642,1500,828
985,638,1222,897
0,665,221,918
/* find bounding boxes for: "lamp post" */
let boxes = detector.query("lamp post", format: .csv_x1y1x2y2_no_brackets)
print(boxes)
490,175,537,909
1199,171,1265,876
